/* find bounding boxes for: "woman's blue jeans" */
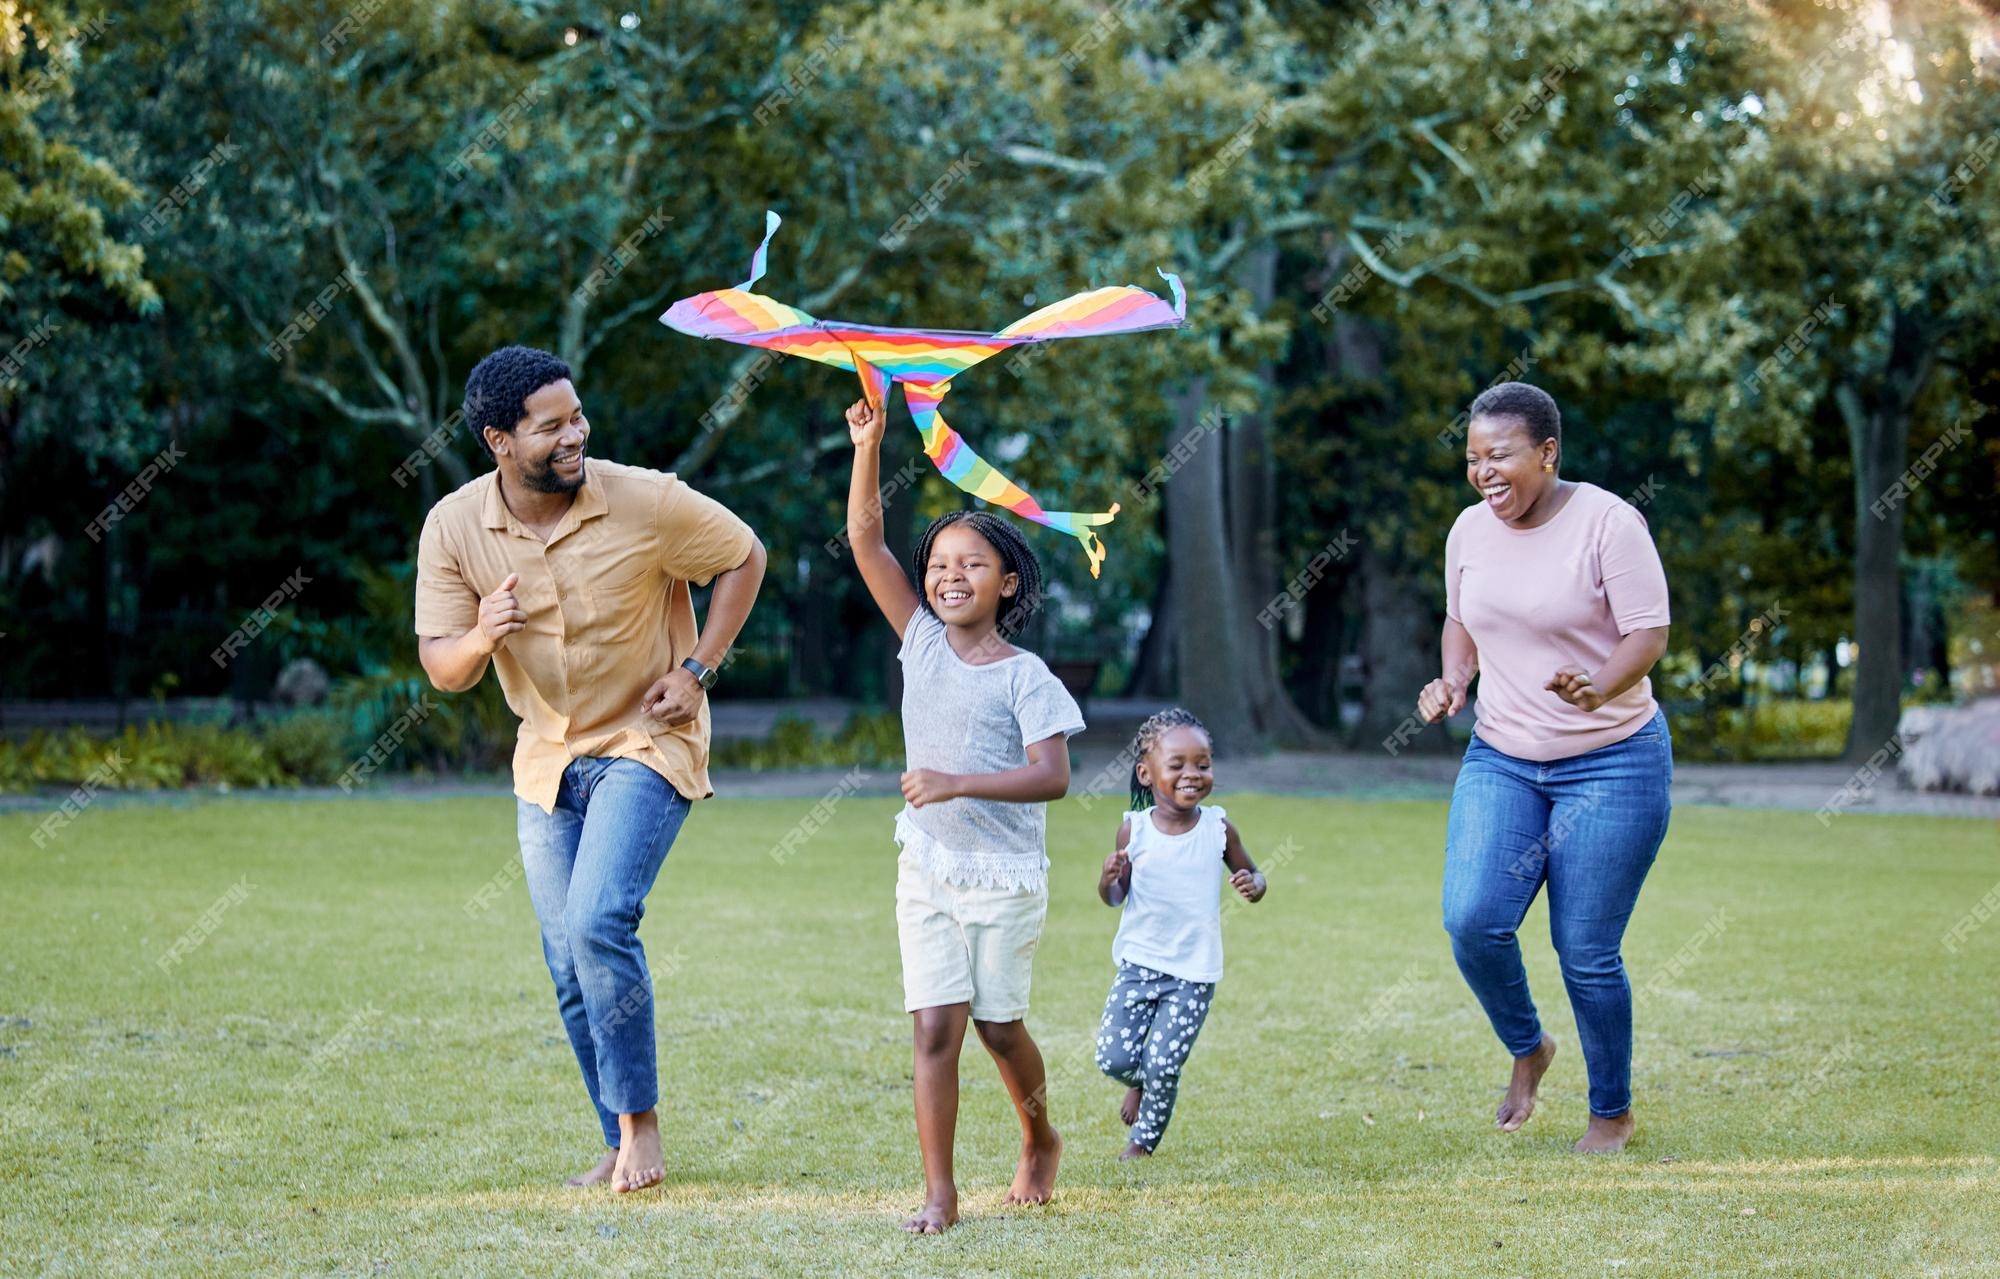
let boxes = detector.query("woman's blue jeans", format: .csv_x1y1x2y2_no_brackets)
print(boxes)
517,757,692,1148
1441,710,1673,1118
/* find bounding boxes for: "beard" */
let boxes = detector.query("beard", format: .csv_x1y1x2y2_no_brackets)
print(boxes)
521,451,585,494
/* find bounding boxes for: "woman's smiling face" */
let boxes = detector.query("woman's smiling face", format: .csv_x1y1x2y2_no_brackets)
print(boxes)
1465,413,1557,523
924,523,1018,627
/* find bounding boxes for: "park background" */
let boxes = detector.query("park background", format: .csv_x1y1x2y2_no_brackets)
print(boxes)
2,0,1999,781
4,1,2000,1276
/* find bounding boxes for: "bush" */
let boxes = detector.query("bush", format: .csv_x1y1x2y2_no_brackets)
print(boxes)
1670,698,1852,761
257,710,355,785
711,712,904,771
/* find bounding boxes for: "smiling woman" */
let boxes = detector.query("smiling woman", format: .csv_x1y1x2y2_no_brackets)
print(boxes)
1415,380,1676,1157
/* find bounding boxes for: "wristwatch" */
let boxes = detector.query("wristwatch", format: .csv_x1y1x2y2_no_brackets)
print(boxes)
680,656,720,690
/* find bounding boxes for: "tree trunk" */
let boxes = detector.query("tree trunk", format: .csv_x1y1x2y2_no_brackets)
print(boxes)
1125,550,1177,698
1834,310,1937,762
1227,243,1319,745
1354,539,1449,752
1844,401,1909,759
1164,379,1261,753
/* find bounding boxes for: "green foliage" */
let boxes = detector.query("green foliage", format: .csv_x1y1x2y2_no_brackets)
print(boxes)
709,712,904,770
1671,697,1853,762
3,0,1994,749
0,722,285,791
254,710,353,786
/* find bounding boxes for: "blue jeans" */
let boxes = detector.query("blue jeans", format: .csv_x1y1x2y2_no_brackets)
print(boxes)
517,757,692,1148
1441,711,1673,1118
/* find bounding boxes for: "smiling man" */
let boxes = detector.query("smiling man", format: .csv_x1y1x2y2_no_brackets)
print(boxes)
414,345,767,1192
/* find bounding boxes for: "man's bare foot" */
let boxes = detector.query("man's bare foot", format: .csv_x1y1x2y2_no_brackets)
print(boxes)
1118,1140,1151,1161
1496,1034,1557,1133
1574,1110,1636,1153
900,1189,958,1234
612,1110,664,1193
1005,1128,1062,1205
565,1151,618,1187
1119,1087,1142,1127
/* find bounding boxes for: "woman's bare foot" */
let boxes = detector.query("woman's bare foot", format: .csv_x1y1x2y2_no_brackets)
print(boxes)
1118,1140,1151,1161
565,1151,618,1187
900,1189,958,1234
1496,1034,1557,1133
612,1110,664,1193
1119,1087,1142,1127
1574,1110,1636,1153
1005,1128,1062,1205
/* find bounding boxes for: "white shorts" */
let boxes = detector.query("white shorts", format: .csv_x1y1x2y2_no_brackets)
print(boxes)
894,847,1049,1022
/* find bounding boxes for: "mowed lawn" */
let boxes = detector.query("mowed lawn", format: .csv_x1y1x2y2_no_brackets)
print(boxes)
2,790,1996,1278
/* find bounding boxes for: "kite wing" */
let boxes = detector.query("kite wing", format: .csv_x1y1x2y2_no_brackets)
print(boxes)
661,210,1187,577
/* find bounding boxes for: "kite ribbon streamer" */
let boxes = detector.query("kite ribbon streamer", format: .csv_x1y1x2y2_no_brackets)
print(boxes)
661,211,1187,577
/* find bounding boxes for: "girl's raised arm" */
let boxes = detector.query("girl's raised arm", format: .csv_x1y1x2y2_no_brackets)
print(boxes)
844,397,922,639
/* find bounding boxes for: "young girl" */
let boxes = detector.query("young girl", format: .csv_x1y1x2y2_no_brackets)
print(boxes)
843,397,1085,1234
1095,708,1265,1159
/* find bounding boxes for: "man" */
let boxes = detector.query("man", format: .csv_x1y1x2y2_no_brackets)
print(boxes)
415,345,766,1192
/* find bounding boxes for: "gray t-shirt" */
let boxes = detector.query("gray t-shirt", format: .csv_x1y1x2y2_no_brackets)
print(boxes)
895,606,1086,891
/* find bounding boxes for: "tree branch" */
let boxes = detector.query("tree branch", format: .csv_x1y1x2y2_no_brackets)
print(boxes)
1412,118,1493,209
286,370,420,426
702,428,850,487
998,144,1110,177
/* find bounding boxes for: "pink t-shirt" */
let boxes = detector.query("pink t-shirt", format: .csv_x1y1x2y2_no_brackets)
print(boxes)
1445,481,1671,762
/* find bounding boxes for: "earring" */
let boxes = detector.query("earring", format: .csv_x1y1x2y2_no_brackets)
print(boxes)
1542,463,1554,472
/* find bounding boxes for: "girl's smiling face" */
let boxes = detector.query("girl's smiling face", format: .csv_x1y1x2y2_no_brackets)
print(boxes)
1464,413,1557,524
924,523,1018,629
1139,725,1214,813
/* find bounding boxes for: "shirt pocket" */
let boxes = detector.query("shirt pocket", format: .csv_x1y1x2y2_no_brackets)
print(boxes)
586,552,662,630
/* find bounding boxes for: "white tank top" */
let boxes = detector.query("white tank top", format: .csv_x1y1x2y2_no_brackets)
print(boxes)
1111,805,1228,984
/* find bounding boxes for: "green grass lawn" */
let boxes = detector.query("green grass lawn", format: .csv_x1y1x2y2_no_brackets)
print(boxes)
3,791,1996,1277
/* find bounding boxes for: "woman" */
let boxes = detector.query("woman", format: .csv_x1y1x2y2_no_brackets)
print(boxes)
1417,381,1672,1154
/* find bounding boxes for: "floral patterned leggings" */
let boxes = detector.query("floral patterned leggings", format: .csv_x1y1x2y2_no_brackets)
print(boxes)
1094,962,1216,1151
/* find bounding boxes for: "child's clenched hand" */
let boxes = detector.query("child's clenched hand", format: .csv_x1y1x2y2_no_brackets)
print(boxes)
900,768,958,808
1230,868,1266,902
845,397,885,448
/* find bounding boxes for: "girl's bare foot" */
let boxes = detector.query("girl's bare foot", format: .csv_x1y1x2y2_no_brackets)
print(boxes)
1118,1140,1151,1161
1004,1129,1062,1205
1496,1034,1557,1132
1119,1087,1142,1127
612,1110,664,1193
565,1151,618,1187
901,1189,958,1234
1574,1110,1636,1153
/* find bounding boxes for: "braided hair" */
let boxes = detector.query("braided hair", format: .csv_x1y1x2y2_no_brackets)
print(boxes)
1128,706,1210,813
912,509,1045,639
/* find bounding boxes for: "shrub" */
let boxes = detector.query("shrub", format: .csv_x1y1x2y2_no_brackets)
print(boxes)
711,712,904,770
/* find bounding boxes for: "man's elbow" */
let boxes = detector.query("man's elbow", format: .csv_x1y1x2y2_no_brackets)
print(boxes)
416,642,471,694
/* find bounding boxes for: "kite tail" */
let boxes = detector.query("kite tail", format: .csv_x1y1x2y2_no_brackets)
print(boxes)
900,378,1119,579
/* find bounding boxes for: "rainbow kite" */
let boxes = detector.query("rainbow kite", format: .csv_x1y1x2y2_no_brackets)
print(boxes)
660,211,1187,577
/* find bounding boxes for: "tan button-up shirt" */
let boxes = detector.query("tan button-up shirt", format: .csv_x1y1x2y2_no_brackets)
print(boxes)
414,460,757,812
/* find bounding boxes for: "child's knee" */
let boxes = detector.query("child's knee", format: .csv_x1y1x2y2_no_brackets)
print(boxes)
1096,1036,1139,1080
972,1017,1024,1055
911,1007,964,1057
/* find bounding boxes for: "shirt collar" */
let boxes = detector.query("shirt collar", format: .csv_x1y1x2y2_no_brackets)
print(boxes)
478,467,609,543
